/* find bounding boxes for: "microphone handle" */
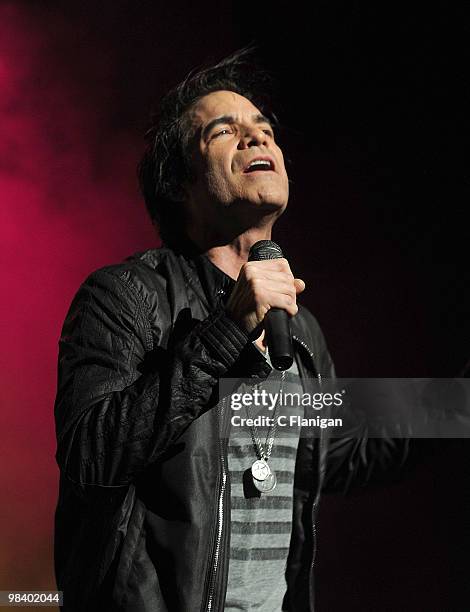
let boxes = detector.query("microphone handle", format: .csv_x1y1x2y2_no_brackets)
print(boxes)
265,308,293,371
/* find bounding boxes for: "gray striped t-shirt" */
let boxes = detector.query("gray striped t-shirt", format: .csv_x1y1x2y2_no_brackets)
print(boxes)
225,348,304,611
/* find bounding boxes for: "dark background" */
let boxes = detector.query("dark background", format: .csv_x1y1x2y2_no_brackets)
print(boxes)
1,1,469,610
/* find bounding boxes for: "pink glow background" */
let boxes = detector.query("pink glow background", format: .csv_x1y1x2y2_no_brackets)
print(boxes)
0,4,156,602
2,3,468,610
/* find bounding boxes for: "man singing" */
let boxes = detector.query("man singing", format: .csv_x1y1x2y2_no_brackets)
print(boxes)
54,49,404,611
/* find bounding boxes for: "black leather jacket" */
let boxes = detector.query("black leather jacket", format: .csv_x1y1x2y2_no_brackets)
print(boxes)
54,248,404,611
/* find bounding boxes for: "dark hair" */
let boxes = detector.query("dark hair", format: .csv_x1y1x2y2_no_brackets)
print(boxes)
138,46,276,249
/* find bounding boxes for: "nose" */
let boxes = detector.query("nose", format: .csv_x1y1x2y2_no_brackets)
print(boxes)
237,125,269,150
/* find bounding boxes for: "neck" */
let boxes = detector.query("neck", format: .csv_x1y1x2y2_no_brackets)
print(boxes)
205,226,273,280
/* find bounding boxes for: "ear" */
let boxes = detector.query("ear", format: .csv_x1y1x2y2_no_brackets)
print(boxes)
176,173,198,207
168,179,189,204
170,188,186,204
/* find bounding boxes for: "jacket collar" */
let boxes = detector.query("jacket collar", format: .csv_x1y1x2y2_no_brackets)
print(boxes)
182,252,236,311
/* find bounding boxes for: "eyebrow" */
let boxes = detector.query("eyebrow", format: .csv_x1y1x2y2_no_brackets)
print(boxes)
200,113,274,141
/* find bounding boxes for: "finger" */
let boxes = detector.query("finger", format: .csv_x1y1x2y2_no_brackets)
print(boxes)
267,294,298,317
251,269,297,285
294,278,306,294
262,280,298,295
248,259,294,277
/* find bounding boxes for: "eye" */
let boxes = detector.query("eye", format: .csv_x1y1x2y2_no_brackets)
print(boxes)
212,128,232,139
262,128,275,138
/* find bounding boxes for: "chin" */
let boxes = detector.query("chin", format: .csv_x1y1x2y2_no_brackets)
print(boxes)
255,192,288,210
250,199,288,223
254,183,288,203
229,189,288,213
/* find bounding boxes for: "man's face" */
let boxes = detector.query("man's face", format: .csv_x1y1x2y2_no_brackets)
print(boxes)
185,90,289,222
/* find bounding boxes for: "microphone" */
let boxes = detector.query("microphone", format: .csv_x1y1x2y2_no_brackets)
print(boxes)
248,240,294,371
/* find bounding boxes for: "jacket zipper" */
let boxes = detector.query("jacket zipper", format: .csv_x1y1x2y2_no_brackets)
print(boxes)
205,397,228,612
292,335,324,612
292,335,322,387
204,289,233,612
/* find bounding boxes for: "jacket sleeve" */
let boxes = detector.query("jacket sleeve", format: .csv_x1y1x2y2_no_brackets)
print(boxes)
305,312,410,495
54,267,270,488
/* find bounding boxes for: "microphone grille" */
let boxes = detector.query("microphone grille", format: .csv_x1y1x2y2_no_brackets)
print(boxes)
248,240,284,261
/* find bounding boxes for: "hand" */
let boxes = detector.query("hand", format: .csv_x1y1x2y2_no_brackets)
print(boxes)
225,258,306,336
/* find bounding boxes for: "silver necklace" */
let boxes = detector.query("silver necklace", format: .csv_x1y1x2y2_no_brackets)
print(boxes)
246,370,286,493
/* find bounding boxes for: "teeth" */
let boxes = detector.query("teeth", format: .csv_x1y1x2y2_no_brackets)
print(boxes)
248,159,271,169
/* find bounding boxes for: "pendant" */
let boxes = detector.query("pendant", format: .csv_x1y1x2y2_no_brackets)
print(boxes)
253,471,277,493
251,459,271,481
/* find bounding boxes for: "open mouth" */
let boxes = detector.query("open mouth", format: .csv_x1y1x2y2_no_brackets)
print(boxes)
243,157,275,173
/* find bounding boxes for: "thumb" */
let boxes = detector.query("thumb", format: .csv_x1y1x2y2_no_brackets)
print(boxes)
294,278,306,294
